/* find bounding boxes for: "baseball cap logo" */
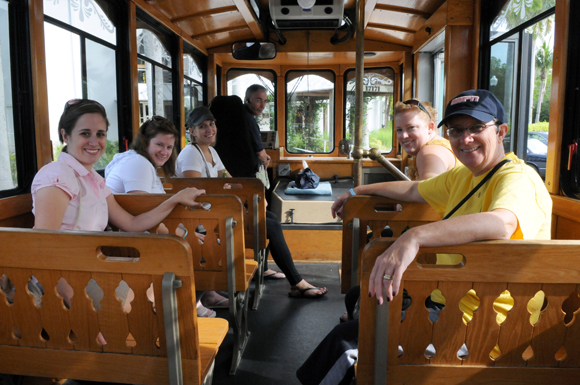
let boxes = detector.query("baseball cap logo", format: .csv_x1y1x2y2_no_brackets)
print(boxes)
451,95,480,105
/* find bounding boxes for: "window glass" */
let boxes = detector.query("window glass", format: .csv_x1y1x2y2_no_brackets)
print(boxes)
345,68,395,153
137,29,171,68
227,70,275,131
183,54,202,83
490,0,556,41
44,0,119,170
489,13,555,180
490,39,517,152
45,23,82,161
86,39,118,169
286,70,335,154
44,0,116,45
137,26,173,123
0,0,17,190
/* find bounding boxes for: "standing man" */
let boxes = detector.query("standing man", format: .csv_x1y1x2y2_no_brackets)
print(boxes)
244,84,271,188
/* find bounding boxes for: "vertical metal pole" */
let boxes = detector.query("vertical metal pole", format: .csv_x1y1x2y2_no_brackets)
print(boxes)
353,0,365,187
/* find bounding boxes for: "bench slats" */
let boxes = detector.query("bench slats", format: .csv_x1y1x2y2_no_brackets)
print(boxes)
124,274,161,356
62,270,103,352
33,269,74,350
342,196,441,293
0,228,227,384
359,239,580,384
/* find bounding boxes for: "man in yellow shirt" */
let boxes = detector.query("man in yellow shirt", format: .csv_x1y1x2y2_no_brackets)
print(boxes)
331,89,552,304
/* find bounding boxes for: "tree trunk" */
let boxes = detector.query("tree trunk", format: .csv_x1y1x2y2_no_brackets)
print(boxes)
535,70,547,123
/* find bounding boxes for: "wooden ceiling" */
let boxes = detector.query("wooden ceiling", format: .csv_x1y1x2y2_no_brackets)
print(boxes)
143,0,446,65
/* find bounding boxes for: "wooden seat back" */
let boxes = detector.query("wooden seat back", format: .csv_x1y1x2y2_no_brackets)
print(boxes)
163,177,267,251
341,195,441,293
0,194,34,228
0,227,226,385
114,194,254,292
358,239,580,384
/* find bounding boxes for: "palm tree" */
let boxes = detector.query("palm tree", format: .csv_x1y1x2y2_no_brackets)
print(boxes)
534,42,553,123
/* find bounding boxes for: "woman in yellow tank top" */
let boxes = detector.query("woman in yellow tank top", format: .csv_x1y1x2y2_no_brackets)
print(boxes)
396,99,457,181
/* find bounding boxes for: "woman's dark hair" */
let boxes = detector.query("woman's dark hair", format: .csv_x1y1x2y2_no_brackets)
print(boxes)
58,99,110,153
131,116,179,177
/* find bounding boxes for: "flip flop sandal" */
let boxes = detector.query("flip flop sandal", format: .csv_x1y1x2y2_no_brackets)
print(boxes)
288,286,328,299
264,271,286,280
204,297,229,309
197,306,216,318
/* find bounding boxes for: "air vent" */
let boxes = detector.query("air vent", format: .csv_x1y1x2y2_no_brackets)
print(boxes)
270,0,344,30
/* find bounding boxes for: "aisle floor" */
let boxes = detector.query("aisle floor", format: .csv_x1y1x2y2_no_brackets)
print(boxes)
212,263,345,385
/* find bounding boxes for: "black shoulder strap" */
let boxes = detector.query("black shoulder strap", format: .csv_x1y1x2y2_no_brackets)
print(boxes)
443,158,512,220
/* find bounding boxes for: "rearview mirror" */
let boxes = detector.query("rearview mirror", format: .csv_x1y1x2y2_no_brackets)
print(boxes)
232,42,277,60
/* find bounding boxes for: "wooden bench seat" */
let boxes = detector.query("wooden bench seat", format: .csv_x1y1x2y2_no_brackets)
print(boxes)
114,193,257,374
163,177,267,309
358,239,580,384
341,196,441,293
0,227,227,385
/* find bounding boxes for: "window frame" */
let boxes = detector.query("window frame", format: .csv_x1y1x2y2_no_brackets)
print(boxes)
136,8,181,130
226,68,277,131
42,0,132,169
342,66,396,154
479,3,556,175
183,42,207,120
0,0,36,198
285,69,336,154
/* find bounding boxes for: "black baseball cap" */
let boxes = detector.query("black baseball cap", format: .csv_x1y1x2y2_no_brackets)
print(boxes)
438,89,505,127
185,106,215,128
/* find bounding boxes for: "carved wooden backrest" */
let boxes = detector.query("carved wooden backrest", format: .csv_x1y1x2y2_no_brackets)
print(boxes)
114,194,249,292
341,195,441,293
0,228,203,384
163,177,267,250
358,239,580,385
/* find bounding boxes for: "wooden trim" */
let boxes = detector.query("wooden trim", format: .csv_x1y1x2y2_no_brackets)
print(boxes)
171,6,237,23
29,0,52,168
412,2,447,53
232,0,264,40
403,52,413,100
191,24,248,40
177,38,185,149
374,4,431,19
551,195,580,223
129,2,141,137
444,25,475,105
207,54,217,104
131,0,208,55
0,194,32,221
545,0,570,194
364,0,378,28
472,0,481,90
367,23,416,34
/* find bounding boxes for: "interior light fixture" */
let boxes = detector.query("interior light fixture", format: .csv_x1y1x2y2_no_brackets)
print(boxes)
297,0,316,10
364,52,377,57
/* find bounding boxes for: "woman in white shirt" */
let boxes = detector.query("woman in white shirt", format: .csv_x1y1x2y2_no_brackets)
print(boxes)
177,106,327,299
105,116,228,317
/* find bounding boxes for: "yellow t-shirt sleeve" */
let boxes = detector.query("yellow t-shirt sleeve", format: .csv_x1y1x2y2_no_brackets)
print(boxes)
487,165,552,240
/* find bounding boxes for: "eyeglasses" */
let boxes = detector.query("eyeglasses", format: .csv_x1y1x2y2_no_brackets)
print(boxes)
63,99,104,113
195,121,216,131
446,122,497,138
404,99,432,120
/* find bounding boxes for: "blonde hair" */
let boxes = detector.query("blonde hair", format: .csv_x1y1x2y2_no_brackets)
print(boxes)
394,100,437,124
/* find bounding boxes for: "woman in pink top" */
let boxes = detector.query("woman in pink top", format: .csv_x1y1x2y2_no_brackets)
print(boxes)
32,99,205,233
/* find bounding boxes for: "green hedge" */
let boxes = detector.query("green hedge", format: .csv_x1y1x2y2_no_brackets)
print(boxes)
528,121,549,132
